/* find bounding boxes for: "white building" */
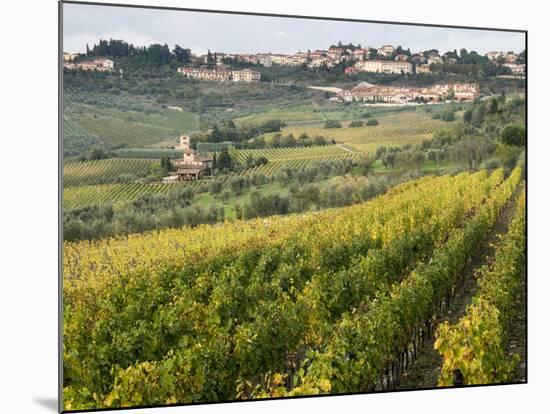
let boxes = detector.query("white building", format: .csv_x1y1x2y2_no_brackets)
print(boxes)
63,58,114,72
178,66,259,82
337,81,479,104
63,52,80,62
416,64,431,74
353,48,367,61
354,60,412,74
503,63,525,75
505,52,519,63
308,57,336,69
257,54,273,67
328,47,344,60
377,45,396,57
427,55,443,65
269,54,299,66
232,68,261,82
178,66,232,81
486,51,504,61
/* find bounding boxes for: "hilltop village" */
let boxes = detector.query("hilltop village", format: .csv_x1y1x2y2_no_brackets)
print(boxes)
63,41,525,79
62,42,525,107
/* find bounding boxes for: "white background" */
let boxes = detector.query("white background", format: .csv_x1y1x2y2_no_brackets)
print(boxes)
0,0,547,413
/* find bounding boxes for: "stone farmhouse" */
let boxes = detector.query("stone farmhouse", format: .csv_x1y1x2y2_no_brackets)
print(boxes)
164,135,212,182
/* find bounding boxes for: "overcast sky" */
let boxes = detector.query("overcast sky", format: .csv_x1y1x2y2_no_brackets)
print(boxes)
63,3,525,56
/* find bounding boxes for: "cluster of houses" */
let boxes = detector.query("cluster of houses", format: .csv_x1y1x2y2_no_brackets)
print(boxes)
197,45,426,72
177,66,261,82
336,82,480,104
63,55,115,72
163,134,212,182
485,50,525,75
62,43,524,78
194,45,525,76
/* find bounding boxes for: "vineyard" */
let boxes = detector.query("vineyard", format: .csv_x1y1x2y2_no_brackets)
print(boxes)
63,181,204,209
62,146,362,208
62,167,525,410
237,156,360,178
63,159,156,187
231,145,360,177
233,144,358,162
262,119,453,146
62,157,359,209
435,186,526,386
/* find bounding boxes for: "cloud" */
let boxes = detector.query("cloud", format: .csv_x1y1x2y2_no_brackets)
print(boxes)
64,30,162,53
62,3,525,55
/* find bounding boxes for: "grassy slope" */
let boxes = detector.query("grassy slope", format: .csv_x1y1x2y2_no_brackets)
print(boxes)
64,88,200,150
69,106,199,148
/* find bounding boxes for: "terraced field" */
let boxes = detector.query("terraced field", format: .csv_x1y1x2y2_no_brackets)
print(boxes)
63,159,156,187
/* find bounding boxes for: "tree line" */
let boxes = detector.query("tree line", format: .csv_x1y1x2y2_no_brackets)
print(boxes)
84,38,192,67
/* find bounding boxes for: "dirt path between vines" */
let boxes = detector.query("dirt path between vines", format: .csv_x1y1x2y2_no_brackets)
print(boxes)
508,267,527,382
397,188,524,389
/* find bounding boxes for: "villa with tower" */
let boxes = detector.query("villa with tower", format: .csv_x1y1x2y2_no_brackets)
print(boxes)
164,134,212,182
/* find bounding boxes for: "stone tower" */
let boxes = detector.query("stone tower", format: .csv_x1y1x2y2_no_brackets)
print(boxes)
179,134,191,151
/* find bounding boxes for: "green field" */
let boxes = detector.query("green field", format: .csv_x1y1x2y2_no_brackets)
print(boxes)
69,107,198,149
113,148,183,159
64,88,161,113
